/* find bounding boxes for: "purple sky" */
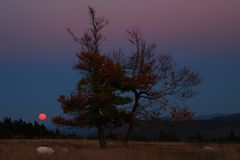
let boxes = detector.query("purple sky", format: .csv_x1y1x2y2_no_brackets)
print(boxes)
0,1,240,127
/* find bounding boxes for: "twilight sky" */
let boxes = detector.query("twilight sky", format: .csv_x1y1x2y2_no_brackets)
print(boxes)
0,0,240,127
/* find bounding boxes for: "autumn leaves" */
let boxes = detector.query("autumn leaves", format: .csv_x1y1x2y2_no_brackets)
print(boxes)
53,7,201,148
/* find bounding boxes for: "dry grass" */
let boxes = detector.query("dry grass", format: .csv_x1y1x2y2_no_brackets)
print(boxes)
0,139,240,160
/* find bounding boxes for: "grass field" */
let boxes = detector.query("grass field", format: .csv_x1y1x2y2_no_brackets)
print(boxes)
0,139,240,160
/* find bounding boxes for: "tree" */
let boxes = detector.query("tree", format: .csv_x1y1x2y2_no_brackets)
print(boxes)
53,6,201,146
170,106,195,121
66,6,108,53
52,7,131,148
115,30,201,143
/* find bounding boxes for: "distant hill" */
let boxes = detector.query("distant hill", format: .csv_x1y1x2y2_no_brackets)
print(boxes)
98,113,240,141
47,113,240,142
194,113,234,120
132,113,240,141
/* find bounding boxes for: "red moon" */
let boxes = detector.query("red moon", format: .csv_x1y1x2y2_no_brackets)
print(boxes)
38,113,47,121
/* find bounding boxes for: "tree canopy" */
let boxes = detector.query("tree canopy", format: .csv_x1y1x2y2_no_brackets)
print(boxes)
53,6,201,147
53,7,131,147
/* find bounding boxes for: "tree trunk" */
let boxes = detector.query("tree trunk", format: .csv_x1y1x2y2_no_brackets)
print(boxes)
124,94,139,144
124,123,133,144
97,117,106,148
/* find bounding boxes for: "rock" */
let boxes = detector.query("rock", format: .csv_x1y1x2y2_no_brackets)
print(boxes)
36,146,55,154
203,146,215,151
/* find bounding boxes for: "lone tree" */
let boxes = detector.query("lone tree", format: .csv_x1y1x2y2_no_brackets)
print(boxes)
116,30,201,143
52,7,131,148
53,6,201,147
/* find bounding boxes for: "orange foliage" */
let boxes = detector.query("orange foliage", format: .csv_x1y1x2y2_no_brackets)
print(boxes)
170,106,195,121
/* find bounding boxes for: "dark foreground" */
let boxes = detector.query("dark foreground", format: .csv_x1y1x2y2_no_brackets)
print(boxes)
0,139,240,160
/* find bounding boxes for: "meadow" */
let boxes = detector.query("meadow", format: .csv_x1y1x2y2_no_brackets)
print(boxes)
0,139,240,160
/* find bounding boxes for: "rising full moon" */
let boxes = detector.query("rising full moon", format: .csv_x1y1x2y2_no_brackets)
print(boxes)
38,113,47,121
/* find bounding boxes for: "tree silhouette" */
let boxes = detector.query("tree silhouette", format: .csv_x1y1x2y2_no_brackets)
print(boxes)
53,6,201,146
114,30,201,143
0,117,56,139
52,7,131,148
170,106,195,121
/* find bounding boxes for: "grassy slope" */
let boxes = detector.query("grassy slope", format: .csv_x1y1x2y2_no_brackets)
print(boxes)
0,140,240,160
